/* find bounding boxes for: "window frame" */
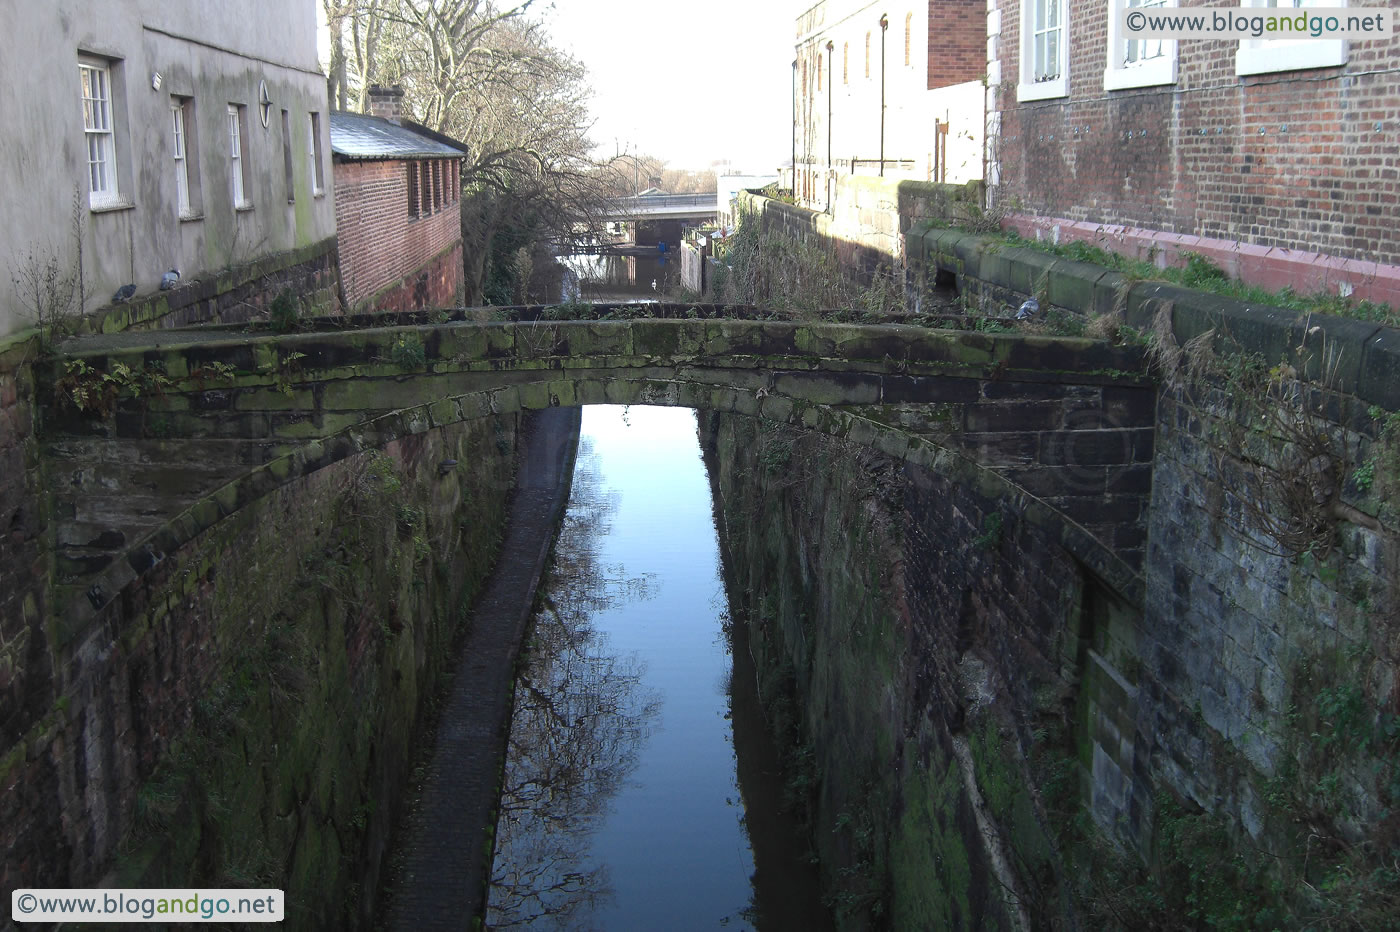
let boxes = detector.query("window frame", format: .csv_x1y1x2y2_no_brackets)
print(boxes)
309,111,325,196
1236,0,1347,76
171,96,198,218
280,109,295,204
1018,0,1069,101
227,103,252,209
1104,0,1177,89
80,56,121,208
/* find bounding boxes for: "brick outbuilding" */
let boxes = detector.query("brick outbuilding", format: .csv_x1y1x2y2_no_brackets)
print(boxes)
331,96,466,312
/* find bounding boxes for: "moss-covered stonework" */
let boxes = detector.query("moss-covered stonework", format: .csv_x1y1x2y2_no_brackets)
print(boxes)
0,412,524,929
80,238,341,335
0,332,51,798
908,224,1400,926
702,411,1086,930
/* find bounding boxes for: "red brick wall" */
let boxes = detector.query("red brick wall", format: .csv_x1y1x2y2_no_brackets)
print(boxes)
928,0,985,90
992,0,1400,269
367,242,464,312
333,159,463,310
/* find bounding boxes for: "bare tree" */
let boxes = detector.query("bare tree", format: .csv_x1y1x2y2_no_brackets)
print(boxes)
328,0,623,304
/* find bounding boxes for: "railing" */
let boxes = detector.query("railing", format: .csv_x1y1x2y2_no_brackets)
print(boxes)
607,193,717,213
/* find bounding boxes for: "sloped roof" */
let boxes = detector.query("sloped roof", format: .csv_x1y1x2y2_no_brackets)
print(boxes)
330,111,465,161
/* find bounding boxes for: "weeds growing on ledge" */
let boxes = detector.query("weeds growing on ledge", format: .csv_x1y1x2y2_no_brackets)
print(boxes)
979,232,1399,327
708,207,907,317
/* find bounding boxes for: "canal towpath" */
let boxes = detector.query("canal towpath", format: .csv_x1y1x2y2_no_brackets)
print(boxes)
383,406,581,930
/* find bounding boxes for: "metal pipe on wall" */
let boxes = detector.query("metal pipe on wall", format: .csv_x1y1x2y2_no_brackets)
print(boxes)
826,40,834,211
791,58,798,195
879,14,888,177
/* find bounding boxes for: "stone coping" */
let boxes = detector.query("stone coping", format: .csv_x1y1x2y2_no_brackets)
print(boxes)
77,237,339,335
912,226,1400,412
50,318,1150,391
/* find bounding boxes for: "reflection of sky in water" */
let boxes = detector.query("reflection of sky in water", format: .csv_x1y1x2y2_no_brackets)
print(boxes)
488,406,756,931
560,254,682,303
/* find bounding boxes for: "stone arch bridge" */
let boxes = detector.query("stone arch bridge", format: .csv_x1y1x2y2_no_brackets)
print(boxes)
43,316,1153,623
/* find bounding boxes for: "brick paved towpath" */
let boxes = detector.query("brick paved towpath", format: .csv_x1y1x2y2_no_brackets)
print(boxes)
383,406,581,930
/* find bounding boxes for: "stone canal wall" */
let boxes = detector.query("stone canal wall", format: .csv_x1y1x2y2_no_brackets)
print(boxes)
913,224,1400,860
1,411,528,929
704,409,1078,929
0,332,50,799
735,177,982,276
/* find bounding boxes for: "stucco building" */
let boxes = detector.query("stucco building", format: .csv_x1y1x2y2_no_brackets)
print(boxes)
793,0,985,211
330,89,466,312
986,0,1400,306
0,1,337,338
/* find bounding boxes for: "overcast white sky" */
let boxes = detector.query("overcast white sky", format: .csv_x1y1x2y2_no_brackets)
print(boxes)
538,0,798,172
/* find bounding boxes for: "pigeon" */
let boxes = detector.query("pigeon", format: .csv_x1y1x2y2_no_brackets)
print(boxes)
111,284,136,304
1015,297,1040,320
160,268,180,290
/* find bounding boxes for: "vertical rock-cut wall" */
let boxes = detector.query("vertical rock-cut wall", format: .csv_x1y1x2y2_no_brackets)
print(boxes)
0,335,50,779
702,410,1095,930
1,411,527,929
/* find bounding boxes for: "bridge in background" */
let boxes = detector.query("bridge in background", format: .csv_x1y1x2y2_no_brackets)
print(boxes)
599,193,717,223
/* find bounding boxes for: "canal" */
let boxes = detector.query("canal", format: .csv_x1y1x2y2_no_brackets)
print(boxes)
485,406,831,931
562,253,682,303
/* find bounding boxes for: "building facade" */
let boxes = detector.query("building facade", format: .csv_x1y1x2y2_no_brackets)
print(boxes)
0,1,337,338
793,0,985,212
330,91,465,312
987,0,1400,305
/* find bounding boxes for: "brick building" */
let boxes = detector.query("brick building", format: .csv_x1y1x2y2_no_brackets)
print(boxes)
987,0,1400,306
793,0,985,211
331,88,466,312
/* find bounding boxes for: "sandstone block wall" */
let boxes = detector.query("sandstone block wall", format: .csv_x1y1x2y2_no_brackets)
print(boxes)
1,412,526,929
911,223,1400,895
704,410,1095,928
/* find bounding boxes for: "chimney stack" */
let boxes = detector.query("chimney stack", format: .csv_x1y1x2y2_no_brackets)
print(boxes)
367,84,405,122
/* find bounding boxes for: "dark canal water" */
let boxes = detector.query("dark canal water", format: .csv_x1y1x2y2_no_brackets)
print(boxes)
485,406,831,931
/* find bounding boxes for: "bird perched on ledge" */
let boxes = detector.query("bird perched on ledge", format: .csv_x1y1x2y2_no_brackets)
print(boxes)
160,268,180,290
111,283,136,304
1015,297,1040,320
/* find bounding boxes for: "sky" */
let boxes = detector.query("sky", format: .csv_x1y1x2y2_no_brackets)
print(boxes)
537,0,798,172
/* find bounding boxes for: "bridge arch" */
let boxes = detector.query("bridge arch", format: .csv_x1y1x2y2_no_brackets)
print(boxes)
46,319,1152,621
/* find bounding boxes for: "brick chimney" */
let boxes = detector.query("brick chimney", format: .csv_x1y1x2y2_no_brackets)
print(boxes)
367,84,405,121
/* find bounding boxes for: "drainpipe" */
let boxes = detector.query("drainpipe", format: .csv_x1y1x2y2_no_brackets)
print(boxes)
826,40,834,211
879,14,889,177
791,59,798,196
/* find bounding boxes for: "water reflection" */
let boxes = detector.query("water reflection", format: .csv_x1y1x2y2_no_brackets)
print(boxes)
488,438,661,930
562,254,682,303
488,407,831,931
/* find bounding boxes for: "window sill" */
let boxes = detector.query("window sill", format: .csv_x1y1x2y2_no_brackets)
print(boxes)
1017,76,1068,101
90,197,135,214
1104,57,1177,90
313,189,326,199
179,211,204,223
235,202,254,213
1237,39,1346,75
